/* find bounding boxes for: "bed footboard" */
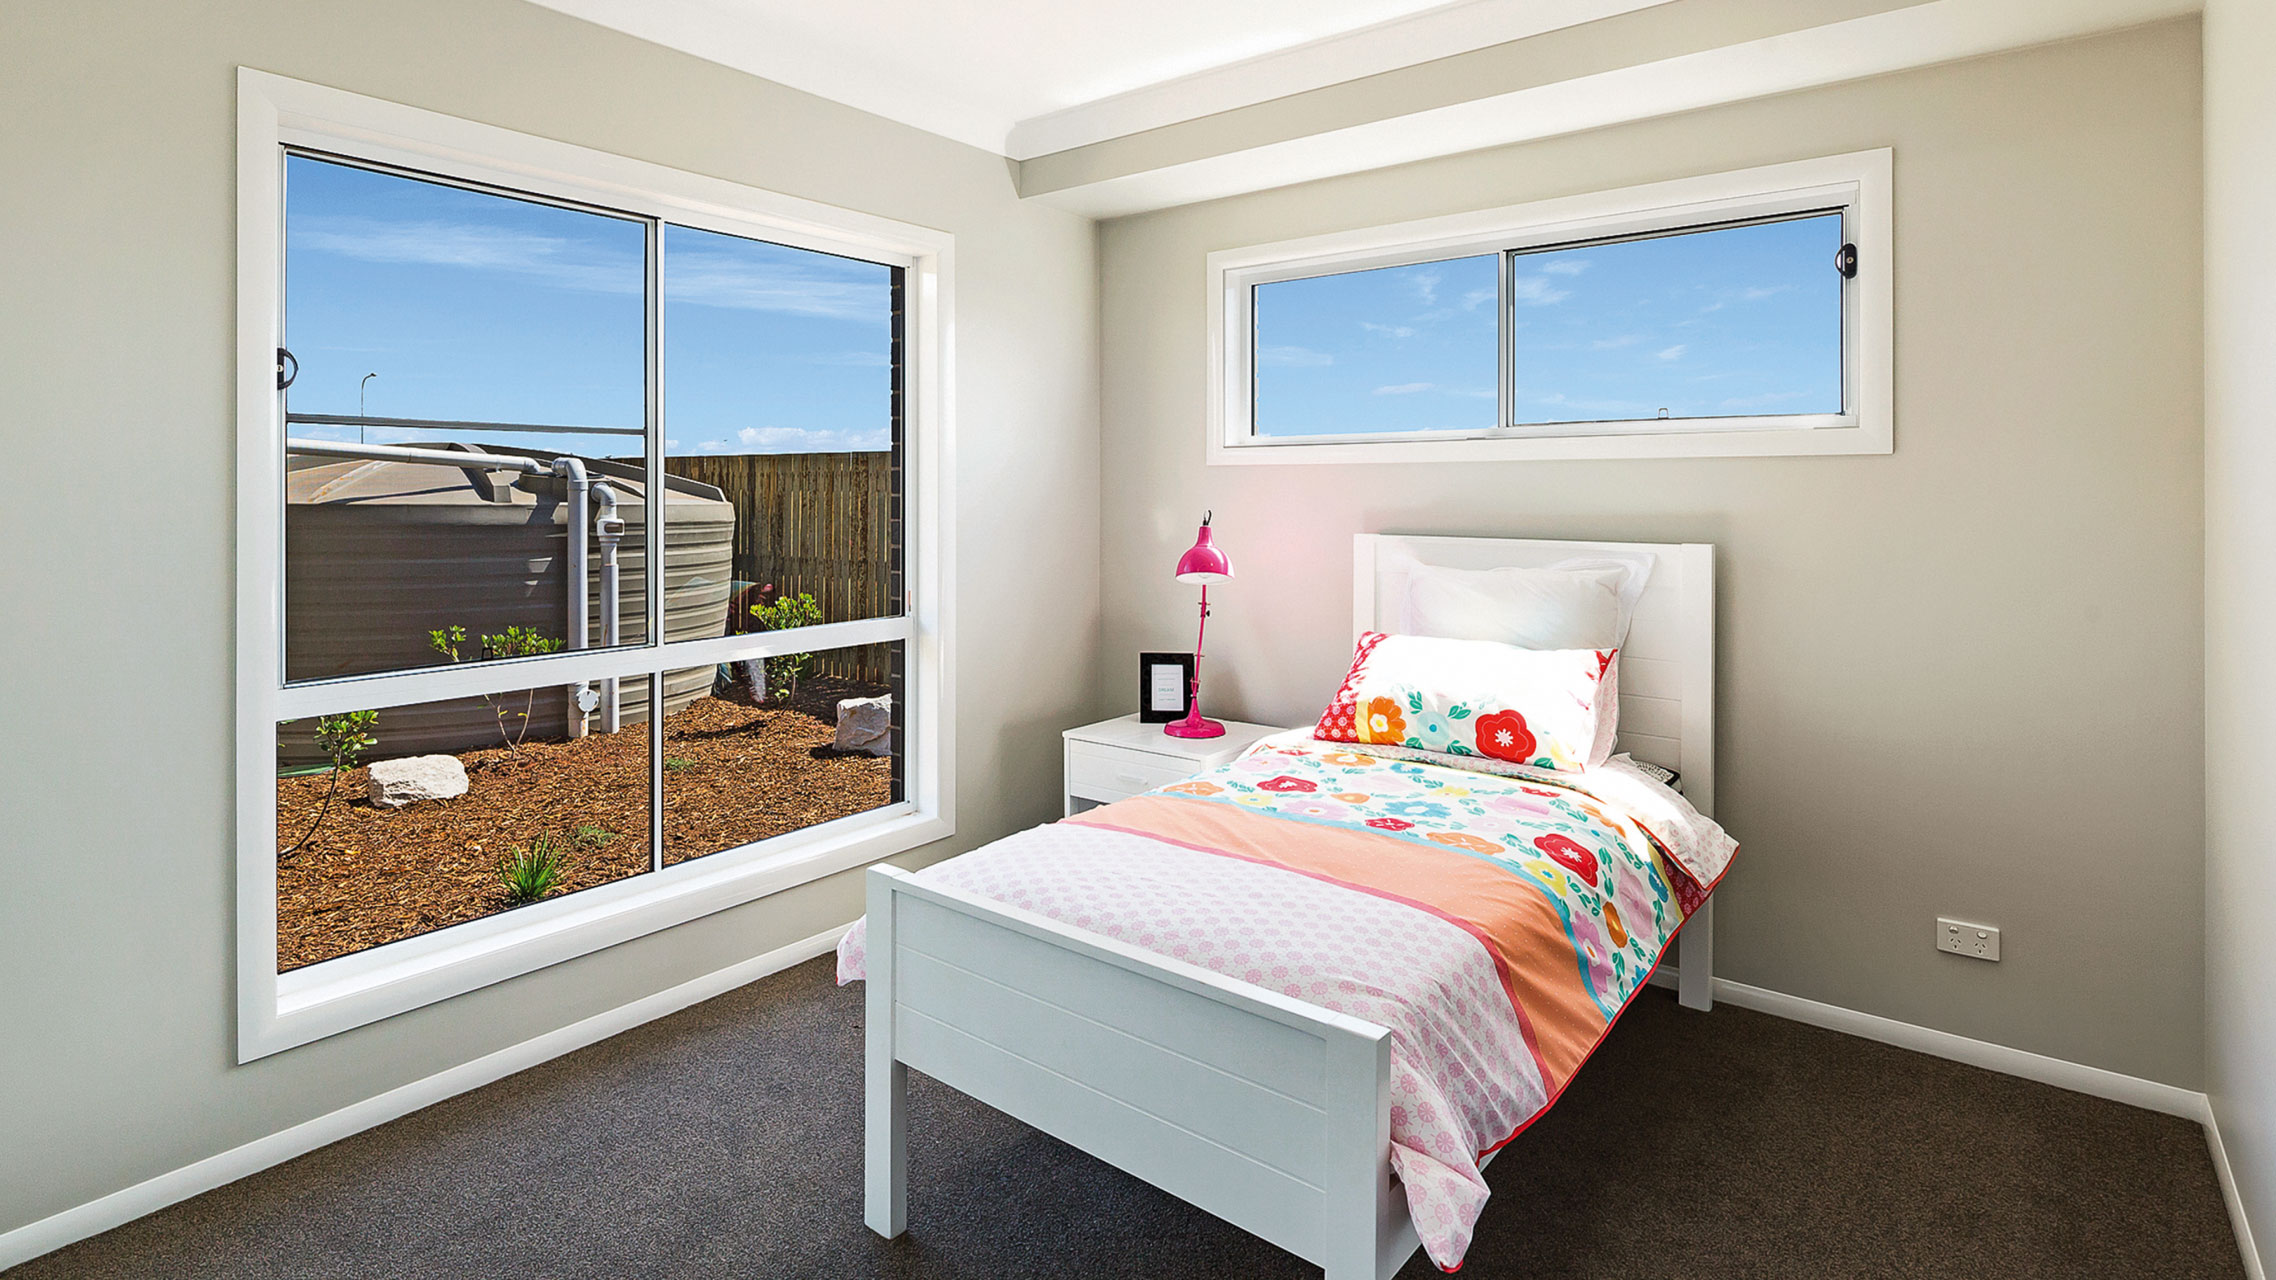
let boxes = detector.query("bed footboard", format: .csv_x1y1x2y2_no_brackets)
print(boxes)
863,865,1408,1280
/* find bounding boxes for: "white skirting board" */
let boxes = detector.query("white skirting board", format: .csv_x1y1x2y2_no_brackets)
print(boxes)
0,923,852,1274
2207,1101,2271,1280
1648,966,2265,1279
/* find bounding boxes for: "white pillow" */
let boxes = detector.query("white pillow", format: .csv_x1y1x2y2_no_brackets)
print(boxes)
1402,554,1654,649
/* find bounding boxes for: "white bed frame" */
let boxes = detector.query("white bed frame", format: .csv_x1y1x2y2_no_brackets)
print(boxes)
864,535,1717,1279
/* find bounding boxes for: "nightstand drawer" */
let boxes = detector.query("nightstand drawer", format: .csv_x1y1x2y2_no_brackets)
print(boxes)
1064,742,1204,802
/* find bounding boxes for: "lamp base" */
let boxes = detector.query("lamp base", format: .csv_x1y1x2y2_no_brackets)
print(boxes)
1163,715,1225,739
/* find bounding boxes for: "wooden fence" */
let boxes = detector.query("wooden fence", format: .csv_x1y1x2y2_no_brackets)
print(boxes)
663,451,897,685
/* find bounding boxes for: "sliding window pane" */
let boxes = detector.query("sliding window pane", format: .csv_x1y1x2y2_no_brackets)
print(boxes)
281,154,655,682
1252,254,1499,437
664,641,903,865
663,225,903,630
274,677,653,971
283,153,646,441
1509,213,1843,425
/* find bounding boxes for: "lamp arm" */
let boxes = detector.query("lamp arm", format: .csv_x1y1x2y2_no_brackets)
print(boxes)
1191,584,1209,706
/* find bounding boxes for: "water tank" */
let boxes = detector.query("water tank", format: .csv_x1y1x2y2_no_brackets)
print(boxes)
279,445,734,768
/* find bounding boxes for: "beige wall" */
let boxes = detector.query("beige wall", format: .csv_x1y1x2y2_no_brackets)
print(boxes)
1098,23,2204,1086
0,0,1098,1238
2203,0,2276,1269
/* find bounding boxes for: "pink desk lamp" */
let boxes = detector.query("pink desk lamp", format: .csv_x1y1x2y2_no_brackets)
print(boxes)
1166,512,1233,739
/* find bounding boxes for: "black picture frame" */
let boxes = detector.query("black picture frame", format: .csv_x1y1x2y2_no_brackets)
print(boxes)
1138,651,1196,723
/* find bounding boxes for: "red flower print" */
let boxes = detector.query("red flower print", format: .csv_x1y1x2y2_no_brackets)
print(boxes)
1365,817,1414,832
1474,709,1537,763
1534,833,1599,885
1257,775,1317,793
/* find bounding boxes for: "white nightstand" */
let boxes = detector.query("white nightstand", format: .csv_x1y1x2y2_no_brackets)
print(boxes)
1061,714,1287,816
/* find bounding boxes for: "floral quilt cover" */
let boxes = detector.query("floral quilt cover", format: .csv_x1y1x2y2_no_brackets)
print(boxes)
838,735,1730,1271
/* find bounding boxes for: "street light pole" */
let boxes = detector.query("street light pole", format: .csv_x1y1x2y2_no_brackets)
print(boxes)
359,373,377,444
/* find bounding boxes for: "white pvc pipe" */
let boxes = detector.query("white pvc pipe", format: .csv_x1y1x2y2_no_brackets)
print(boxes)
593,482,624,734
285,438,546,475
554,457,591,740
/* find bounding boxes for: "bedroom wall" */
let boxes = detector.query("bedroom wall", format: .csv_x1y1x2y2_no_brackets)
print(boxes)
2203,0,2276,1268
0,0,1098,1242
1097,23,2205,1087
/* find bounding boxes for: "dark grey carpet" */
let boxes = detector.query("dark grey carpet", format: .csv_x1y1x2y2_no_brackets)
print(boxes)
12,956,2244,1279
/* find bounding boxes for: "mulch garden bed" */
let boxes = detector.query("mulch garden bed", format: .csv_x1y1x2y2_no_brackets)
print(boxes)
276,677,892,972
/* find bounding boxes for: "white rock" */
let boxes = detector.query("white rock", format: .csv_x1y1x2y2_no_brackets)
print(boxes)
834,696,893,756
368,754,469,809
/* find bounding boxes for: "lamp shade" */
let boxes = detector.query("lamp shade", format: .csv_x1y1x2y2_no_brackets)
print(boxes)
1174,516,1233,584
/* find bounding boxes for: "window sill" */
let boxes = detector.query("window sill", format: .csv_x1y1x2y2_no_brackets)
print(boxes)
1208,420,1890,464
244,804,945,1061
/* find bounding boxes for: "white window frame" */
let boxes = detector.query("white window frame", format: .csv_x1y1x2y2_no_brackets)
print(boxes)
1207,149,1892,464
234,69,956,1061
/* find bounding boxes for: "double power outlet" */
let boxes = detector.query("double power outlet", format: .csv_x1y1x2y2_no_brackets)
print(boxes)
1937,917,2001,962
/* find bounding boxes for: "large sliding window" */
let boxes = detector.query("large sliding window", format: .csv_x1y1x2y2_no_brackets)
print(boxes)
238,72,950,1058
1211,151,1891,462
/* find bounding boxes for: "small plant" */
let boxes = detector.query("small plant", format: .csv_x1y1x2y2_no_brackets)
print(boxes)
570,823,615,847
664,756,696,772
427,624,566,750
747,590,823,700
498,833,571,905
280,709,379,859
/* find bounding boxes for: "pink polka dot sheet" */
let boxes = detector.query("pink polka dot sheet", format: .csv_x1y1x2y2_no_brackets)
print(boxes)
839,737,1734,1272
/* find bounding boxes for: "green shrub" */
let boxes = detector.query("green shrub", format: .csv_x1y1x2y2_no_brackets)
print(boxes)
279,709,379,859
747,592,822,700
427,624,564,750
498,834,571,905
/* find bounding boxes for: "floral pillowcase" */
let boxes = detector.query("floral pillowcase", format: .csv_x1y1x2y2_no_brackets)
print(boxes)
1313,631,1618,773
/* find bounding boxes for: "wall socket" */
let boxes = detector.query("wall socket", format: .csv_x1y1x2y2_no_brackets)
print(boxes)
1937,917,2001,961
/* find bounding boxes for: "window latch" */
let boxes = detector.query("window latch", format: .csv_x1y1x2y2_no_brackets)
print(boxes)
1835,243,1858,279
276,346,299,391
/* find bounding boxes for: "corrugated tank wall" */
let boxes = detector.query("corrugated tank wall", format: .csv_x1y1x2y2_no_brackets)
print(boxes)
278,450,733,768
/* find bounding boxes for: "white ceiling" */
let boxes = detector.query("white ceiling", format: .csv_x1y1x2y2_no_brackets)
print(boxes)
525,0,1673,157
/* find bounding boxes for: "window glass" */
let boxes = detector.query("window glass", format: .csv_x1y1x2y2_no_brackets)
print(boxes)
281,155,654,682
275,676,653,971
1252,254,1499,437
1509,213,1843,425
664,641,902,865
283,154,646,442
663,225,903,627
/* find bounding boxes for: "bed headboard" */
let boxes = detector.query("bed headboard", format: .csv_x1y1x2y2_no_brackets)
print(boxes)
1352,534,1717,817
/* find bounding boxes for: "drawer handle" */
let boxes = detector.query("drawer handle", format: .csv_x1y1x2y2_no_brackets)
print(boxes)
1116,773,1148,788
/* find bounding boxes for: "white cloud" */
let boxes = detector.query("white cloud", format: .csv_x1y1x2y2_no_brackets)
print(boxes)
293,214,892,322
1406,269,1442,306
731,425,889,452
1741,285,1792,301
1460,288,1497,311
294,216,640,296
1373,382,1434,395
1509,275,1571,307
1360,321,1417,338
1656,344,1687,361
1540,259,1590,276
665,250,890,321
1257,344,1334,367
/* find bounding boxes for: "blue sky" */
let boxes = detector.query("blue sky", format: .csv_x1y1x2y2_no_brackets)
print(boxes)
1253,214,1842,435
283,154,894,457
